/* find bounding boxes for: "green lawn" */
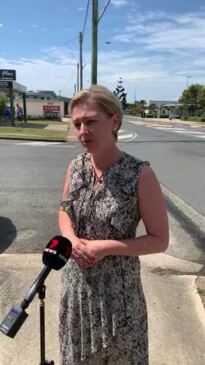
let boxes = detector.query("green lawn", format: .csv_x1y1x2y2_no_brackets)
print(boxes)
0,120,70,141
26,120,69,125
181,116,205,123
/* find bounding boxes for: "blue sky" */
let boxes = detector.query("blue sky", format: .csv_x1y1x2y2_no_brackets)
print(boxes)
0,0,205,102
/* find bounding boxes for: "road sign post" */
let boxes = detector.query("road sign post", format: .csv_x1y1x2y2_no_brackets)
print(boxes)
0,70,16,126
0,69,16,81
8,84,16,126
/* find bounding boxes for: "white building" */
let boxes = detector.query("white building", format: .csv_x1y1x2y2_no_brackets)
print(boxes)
16,90,71,119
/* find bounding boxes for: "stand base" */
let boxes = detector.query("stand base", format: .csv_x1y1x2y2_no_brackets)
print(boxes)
40,361,54,365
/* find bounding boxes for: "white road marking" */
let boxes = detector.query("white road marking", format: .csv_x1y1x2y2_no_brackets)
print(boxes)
152,126,205,139
127,120,144,125
118,133,135,140
173,130,204,134
117,129,138,141
154,127,186,131
16,141,74,147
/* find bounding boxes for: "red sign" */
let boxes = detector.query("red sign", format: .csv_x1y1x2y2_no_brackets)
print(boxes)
43,105,60,112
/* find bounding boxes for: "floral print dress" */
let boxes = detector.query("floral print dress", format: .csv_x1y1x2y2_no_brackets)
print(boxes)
59,152,150,365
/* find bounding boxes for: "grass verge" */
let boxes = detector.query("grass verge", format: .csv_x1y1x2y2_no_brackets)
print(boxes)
0,120,69,141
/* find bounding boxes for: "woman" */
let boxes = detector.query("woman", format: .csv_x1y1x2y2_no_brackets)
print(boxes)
59,85,169,364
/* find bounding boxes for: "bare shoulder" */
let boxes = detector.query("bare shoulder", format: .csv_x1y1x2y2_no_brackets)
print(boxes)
137,164,169,248
138,164,165,210
138,165,160,190
61,162,73,199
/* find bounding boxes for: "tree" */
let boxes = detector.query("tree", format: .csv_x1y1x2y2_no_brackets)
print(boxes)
114,78,127,110
197,87,205,115
148,103,157,116
179,84,205,116
0,94,7,117
137,99,147,118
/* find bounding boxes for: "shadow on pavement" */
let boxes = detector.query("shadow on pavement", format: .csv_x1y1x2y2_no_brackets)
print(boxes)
0,217,17,253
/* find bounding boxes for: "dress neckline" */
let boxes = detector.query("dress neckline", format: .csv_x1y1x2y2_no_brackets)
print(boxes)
88,151,126,175
87,152,126,191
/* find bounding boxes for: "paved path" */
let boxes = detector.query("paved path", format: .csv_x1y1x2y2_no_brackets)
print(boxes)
1,252,205,365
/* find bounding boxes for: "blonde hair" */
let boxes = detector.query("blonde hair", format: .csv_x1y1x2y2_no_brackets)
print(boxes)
69,85,123,139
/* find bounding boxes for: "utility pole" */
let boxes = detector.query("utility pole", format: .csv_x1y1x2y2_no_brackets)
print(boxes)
91,0,111,85
74,84,77,95
79,32,83,90
77,62,79,92
91,0,98,85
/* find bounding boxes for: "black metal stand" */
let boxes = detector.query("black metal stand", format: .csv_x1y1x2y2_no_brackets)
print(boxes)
38,285,54,365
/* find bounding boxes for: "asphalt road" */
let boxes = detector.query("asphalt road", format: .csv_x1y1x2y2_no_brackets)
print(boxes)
122,117,205,216
0,121,204,263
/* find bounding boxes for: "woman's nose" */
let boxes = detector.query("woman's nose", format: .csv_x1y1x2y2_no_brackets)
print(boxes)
79,123,88,135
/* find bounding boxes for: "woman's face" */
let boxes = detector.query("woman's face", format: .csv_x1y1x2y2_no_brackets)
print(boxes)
71,101,120,153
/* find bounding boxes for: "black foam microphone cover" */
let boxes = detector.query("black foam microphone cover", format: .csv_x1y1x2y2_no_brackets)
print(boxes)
42,235,72,270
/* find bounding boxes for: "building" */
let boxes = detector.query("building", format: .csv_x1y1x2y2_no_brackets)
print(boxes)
16,90,71,119
148,100,182,117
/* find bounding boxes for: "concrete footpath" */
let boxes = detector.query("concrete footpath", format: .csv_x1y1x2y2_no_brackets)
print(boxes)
1,252,205,365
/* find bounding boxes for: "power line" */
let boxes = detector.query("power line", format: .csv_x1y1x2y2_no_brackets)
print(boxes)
43,35,79,56
82,0,90,40
98,0,111,23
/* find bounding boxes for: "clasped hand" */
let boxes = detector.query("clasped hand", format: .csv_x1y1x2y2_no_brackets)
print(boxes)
71,237,106,268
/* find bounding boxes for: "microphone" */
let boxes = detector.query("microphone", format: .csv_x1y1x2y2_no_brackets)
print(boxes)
20,235,72,310
0,236,72,338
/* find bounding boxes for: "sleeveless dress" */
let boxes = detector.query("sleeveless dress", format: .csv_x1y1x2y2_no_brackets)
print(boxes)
59,152,150,365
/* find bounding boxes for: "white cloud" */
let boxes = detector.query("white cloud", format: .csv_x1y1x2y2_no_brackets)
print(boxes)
0,43,204,102
116,11,205,52
1,8,205,103
0,56,78,96
111,0,128,8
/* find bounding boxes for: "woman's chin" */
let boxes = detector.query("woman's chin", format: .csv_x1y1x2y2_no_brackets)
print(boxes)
81,140,95,150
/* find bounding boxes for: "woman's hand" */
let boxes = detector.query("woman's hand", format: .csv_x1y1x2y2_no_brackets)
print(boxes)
71,237,96,268
80,239,107,265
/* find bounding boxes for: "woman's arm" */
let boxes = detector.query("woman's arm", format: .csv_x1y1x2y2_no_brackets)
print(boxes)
59,164,96,266
58,164,77,242
81,166,169,260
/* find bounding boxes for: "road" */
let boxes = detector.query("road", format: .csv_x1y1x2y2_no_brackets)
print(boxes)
123,117,205,216
0,120,204,264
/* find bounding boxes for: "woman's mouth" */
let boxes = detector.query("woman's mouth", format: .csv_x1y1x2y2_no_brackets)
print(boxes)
81,139,94,148
82,139,93,145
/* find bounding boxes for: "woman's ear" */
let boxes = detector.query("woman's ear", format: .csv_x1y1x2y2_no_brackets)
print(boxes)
112,113,121,131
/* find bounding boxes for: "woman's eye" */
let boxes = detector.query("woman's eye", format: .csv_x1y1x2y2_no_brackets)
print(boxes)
74,123,81,130
87,120,95,126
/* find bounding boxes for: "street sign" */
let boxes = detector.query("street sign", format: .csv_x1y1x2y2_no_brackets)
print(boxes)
0,81,12,89
0,69,16,81
43,105,60,112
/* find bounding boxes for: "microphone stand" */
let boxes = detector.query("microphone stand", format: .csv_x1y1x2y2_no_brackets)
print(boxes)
38,284,54,365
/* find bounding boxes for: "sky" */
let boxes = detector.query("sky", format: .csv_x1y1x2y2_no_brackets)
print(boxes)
0,0,205,102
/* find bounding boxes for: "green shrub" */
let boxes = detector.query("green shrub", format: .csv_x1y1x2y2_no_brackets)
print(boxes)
0,95,7,116
160,114,169,118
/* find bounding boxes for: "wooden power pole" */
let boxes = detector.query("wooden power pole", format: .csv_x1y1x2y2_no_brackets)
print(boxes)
91,0,98,85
